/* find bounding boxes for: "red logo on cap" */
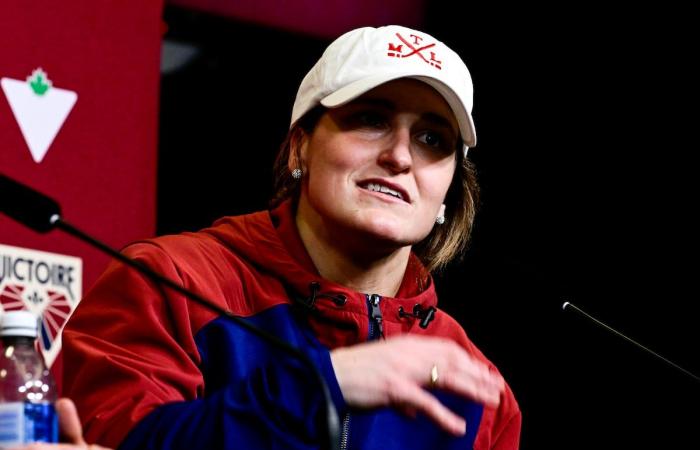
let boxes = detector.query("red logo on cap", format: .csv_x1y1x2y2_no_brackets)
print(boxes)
387,33,442,69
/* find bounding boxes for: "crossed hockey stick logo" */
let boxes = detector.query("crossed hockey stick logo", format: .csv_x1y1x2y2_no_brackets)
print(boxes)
387,32,442,69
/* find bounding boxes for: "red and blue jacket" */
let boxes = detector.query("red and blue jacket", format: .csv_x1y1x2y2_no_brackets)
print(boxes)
62,200,521,449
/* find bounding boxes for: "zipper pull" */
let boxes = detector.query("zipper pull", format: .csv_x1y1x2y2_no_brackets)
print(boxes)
368,294,384,339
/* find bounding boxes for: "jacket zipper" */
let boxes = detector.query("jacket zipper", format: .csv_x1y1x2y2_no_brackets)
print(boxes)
340,294,384,450
367,294,384,339
340,413,351,450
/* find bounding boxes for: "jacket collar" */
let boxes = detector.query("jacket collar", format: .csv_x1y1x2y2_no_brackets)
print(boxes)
206,199,439,344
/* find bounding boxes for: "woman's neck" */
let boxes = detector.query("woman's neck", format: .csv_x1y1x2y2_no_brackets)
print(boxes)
295,206,410,298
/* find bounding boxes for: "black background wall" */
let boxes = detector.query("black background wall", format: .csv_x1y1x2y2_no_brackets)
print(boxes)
158,4,698,448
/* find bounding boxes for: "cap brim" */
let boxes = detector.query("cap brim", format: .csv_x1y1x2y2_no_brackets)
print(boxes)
320,73,476,150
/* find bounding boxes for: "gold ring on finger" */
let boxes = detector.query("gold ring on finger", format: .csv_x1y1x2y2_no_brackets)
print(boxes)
430,364,439,387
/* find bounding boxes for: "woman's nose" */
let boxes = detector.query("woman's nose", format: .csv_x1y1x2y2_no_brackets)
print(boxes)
377,128,412,173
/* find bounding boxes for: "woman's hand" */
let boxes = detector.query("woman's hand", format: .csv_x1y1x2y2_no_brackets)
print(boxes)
11,398,112,450
330,335,505,436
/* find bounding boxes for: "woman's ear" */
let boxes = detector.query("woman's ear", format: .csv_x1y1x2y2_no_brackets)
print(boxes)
287,126,308,173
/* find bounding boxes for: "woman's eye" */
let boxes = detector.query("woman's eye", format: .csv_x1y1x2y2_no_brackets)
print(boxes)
357,112,387,128
416,131,450,150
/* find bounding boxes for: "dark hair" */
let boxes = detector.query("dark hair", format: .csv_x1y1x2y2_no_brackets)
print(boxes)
270,106,480,272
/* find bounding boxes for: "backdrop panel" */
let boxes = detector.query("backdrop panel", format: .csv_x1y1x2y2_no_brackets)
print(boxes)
0,1,163,386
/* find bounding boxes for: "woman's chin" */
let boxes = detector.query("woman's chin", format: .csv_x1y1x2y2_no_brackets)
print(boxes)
354,216,421,248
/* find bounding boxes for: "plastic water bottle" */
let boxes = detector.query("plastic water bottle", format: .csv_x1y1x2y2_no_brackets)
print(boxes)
0,310,58,447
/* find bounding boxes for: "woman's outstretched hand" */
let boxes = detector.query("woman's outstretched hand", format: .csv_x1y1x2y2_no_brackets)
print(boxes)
330,335,505,436
11,398,112,450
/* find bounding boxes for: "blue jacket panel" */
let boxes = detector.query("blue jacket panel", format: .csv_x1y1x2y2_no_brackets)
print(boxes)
119,305,482,449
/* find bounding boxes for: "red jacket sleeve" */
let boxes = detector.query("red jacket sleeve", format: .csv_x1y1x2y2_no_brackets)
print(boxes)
61,242,211,447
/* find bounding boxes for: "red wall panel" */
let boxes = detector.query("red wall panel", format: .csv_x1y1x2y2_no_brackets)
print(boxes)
1,1,163,383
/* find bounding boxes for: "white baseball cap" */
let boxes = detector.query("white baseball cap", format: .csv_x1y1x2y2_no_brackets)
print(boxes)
291,25,476,153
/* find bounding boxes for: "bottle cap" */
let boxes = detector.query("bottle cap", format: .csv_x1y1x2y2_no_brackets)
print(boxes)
0,310,39,338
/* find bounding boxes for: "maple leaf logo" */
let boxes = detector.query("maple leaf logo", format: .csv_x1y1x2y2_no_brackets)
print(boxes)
27,68,52,96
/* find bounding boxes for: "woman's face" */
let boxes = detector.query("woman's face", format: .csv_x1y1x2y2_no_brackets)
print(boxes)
296,78,459,250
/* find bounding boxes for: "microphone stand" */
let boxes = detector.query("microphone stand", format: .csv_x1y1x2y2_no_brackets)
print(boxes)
55,215,341,449
0,174,340,450
562,301,700,383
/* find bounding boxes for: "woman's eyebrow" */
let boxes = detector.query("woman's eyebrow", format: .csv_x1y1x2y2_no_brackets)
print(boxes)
349,98,395,110
348,98,457,135
422,113,458,136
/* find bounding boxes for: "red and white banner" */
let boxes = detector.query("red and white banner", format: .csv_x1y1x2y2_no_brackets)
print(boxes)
0,1,163,386
0,244,82,369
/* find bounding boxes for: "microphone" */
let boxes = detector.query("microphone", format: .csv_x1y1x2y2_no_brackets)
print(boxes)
562,301,700,383
0,175,61,232
0,173,341,449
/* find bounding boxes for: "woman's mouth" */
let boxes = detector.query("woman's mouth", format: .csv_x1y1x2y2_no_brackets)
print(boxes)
358,180,410,203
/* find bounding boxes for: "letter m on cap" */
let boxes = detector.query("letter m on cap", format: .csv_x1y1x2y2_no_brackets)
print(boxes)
387,43,403,57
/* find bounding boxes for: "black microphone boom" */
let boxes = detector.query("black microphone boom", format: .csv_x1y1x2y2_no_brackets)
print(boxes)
0,174,61,232
0,173,341,449
562,301,700,383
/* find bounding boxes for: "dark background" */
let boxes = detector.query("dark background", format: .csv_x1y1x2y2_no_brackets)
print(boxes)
158,4,699,449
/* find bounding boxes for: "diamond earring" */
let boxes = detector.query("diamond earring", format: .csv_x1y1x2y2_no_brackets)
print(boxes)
291,168,302,179
436,214,445,225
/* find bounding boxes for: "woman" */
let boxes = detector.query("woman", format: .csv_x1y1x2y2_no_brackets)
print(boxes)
62,25,521,449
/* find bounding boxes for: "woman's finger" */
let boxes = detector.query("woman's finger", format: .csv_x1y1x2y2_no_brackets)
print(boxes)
13,442,112,450
11,445,86,450
55,398,87,445
331,334,508,435
433,359,504,407
392,338,504,404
